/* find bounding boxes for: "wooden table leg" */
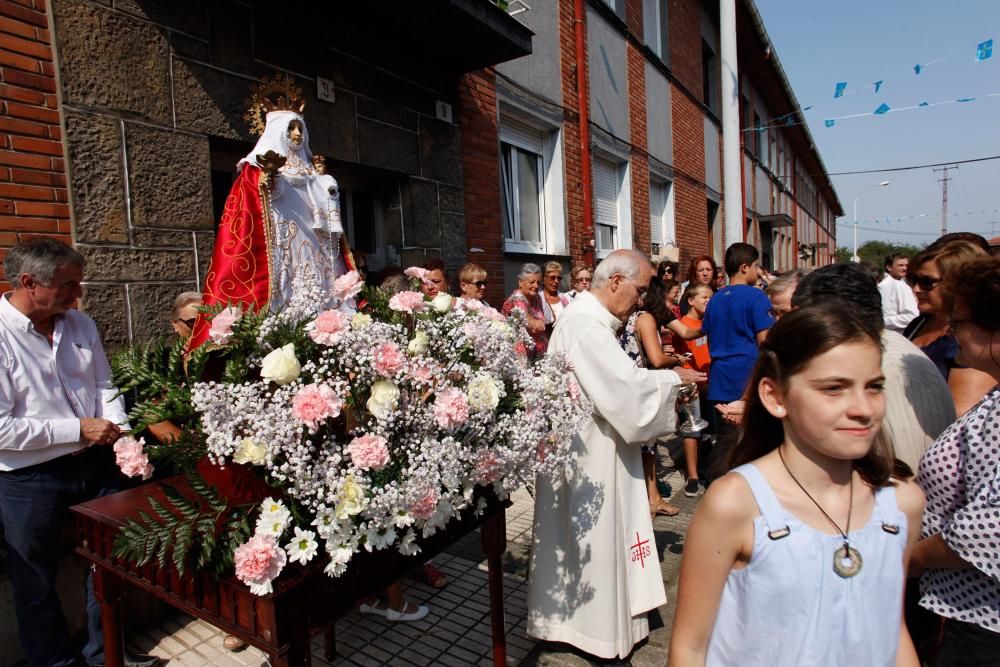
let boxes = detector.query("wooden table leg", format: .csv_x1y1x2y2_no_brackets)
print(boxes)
92,565,125,667
324,622,337,661
481,506,508,667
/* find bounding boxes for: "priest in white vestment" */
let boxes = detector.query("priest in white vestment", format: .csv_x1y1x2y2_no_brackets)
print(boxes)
527,249,707,659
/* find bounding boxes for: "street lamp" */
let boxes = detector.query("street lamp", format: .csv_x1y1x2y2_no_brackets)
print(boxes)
852,180,891,262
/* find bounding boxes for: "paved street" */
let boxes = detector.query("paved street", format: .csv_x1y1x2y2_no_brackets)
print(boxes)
124,440,697,666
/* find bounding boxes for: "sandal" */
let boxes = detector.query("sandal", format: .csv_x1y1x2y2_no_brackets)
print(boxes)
222,635,246,651
421,563,448,588
386,600,429,622
651,502,680,518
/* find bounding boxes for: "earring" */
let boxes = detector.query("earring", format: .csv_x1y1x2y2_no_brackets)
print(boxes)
775,407,785,416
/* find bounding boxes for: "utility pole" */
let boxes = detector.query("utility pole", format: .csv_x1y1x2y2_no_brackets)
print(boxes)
933,165,956,237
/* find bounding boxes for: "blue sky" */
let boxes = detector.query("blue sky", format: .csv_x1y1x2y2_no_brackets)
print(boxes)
754,0,1000,248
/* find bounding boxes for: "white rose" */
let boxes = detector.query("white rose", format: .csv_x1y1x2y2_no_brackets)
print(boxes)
233,437,267,466
490,320,512,335
260,343,301,385
407,330,429,356
431,293,453,313
351,312,372,330
366,380,400,420
466,374,501,411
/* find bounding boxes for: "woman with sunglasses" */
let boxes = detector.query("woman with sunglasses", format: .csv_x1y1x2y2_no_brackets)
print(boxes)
541,260,571,323
170,292,202,339
458,262,489,308
903,241,995,416
566,263,593,299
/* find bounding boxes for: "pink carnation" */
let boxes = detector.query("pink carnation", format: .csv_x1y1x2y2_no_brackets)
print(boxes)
433,387,469,430
404,266,433,286
234,534,287,594
567,378,582,403
208,305,242,345
346,434,391,470
407,361,436,385
333,270,364,301
372,342,406,377
291,383,344,429
408,488,440,520
473,449,502,485
309,309,349,346
388,291,426,314
113,435,154,480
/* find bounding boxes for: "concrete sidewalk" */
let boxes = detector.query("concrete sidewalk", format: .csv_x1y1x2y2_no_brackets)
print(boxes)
123,442,697,666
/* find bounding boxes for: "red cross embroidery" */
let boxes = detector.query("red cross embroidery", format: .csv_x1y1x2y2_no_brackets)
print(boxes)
630,532,650,569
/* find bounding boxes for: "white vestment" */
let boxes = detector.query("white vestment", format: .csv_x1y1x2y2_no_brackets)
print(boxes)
878,274,919,332
527,291,681,659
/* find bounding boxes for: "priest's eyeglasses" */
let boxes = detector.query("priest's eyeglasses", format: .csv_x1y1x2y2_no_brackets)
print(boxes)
621,276,648,301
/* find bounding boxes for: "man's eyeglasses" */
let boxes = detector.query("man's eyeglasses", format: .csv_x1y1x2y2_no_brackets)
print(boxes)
623,276,648,300
907,274,941,291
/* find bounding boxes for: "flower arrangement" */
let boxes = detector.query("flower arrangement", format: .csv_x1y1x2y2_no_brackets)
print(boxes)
112,268,589,595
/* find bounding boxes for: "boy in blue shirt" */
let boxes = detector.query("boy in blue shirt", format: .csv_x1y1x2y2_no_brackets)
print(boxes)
701,242,774,481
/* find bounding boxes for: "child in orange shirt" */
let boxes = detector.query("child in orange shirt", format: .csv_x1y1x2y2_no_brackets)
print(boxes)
674,284,712,496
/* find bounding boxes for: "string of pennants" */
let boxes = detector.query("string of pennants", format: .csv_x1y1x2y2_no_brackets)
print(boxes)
742,38,993,133
853,208,1000,225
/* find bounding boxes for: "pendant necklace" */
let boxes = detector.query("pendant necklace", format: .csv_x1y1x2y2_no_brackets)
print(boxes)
778,448,863,578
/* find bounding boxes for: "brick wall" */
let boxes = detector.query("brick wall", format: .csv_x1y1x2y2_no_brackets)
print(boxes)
558,0,590,266
0,0,69,291
626,37,650,253
457,69,505,305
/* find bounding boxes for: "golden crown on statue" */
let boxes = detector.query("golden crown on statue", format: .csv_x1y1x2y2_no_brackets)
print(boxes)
244,74,306,136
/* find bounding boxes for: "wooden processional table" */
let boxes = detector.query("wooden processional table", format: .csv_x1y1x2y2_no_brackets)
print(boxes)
72,476,510,667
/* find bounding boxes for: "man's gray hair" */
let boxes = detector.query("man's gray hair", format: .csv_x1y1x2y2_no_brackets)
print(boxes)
4,238,84,287
592,249,648,289
765,268,809,297
518,263,542,280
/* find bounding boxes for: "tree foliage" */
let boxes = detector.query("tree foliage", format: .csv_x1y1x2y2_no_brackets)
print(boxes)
835,240,925,268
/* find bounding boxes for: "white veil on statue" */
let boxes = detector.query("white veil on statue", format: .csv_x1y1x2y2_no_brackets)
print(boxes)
240,110,345,310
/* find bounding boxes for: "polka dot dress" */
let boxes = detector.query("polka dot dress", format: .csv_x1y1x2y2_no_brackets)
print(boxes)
917,385,1000,632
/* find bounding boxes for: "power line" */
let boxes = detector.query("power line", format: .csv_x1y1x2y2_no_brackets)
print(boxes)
825,153,1000,176
835,222,989,237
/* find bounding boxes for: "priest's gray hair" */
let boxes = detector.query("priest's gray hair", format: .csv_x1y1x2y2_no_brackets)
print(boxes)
4,237,84,287
518,263,542,280
591,249,649,289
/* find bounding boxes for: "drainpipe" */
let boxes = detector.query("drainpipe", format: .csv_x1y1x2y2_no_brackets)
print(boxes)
720,0,743,248
574,0,594,265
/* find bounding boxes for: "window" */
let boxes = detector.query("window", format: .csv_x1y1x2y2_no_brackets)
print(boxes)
601,0,625,19
500,120,545,251
707,199,721,261
642,0,669,61
593,156,630,257
649,178,675,254
702,39,717,114
498,110,567,255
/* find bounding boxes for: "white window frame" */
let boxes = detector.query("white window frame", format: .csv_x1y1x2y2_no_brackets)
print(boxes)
499,110,567,256
642,0,669,61
601,0,625,19
593,154,632,260
648,177,675,254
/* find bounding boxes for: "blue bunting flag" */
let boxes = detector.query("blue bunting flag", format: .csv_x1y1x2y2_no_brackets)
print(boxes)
834,82,847,98
914,64,922,74
874,103,890,115
874,80,883,93
824,119,835,127
976,39,993,61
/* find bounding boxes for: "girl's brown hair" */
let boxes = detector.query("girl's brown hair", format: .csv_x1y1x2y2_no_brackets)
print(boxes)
726,301,894,487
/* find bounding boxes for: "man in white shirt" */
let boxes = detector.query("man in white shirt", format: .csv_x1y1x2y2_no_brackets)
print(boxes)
879,253,919,332
0,239,157,667
527,249,705,660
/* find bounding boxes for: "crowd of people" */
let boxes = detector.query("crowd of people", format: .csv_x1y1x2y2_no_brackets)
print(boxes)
2,234,998,666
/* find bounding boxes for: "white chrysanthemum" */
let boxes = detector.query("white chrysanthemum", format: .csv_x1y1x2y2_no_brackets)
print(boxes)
397,529,421,556
364,525,397,552
285,527,319,565
256,498,291,537
466,374,501,411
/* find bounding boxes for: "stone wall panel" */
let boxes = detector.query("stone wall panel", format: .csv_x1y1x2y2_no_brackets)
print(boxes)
195,231,215,283
115,0,209,39
419,116,462,186
172,58,256,141
402,179,440,247
304,88,358,164
132,229,195,247
52,0,171,124
440,211,466,271
79,246,195,282
126,124,214,230
80,283,127,349
208,0,253,72
438,184,464,213
358,119,419,175
63,110,128,244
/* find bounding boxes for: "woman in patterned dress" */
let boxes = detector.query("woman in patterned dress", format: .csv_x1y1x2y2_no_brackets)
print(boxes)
910,254,1000,664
